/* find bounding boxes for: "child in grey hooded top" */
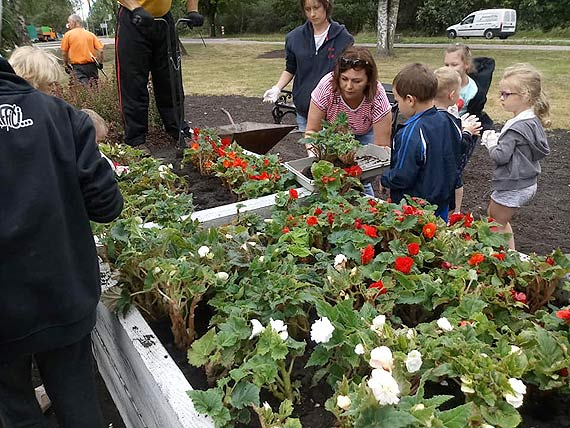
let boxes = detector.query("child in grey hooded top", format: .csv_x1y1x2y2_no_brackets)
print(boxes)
481,63,550,250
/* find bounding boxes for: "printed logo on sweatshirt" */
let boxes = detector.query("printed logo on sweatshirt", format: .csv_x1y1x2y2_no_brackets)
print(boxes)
0,104,34,131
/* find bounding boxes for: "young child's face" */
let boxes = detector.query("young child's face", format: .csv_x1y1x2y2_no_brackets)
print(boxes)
499,78,529,115
449,81,461,105
394,89,415,119
444,51,468,79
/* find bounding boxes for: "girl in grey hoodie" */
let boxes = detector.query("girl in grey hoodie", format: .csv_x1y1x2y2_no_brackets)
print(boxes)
481,63,550,250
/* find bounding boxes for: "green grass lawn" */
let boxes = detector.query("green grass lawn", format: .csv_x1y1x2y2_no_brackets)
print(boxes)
213,30,570,46
95,43,569,129
180,43,569,129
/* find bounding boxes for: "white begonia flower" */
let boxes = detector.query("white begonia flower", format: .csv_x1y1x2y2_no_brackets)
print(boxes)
412,404,425,411
197,246,210,258
460,376,475,394
369,346,394,371
258,256,265,262
336,395,351,410
249,319,265,339
334,254,347,271
215,272,229,281
262,401,271,410
152,266,162,274
310,317,335,344
142,222,162,229
370,314,386,334
367,368,400,405
504,393,524,408
504,378,526,409
263,218,273,223
405,350,423,373
354,344,365,355
437,317,454,332
225,233,233,239
350,267,358,276
510,345,522,355
406,328,415,339
247,241,257,247
241,243,248,250
269,318,288,341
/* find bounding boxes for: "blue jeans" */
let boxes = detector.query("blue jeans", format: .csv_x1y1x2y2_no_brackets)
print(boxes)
355,130,374,196
296,114,307,132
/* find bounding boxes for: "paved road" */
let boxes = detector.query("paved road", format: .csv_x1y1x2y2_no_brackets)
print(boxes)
38,37,570,51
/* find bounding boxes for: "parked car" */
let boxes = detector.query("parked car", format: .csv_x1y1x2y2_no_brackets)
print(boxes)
446,9,517,40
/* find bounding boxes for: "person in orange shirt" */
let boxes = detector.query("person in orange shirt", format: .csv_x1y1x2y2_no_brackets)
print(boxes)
61,14,104,84
115,0,203,150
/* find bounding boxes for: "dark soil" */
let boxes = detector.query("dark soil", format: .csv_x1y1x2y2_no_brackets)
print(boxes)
81,95,569,428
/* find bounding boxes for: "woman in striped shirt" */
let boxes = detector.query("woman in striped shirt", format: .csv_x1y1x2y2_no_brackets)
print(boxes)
306,46,393,149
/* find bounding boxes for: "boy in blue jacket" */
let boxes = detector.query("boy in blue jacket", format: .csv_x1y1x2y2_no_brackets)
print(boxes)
381,63,460,221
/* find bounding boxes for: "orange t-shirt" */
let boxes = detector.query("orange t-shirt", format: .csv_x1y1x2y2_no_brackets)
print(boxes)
61,28,104,64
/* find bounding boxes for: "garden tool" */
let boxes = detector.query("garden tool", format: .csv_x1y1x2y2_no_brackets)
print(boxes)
90,54,107,78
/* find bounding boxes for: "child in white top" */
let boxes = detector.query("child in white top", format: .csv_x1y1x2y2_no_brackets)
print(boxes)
443,43,479,213
444,43,478,116
481,63,550,250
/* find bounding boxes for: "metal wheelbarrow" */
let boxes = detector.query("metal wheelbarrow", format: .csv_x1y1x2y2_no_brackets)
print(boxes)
215,108,296,155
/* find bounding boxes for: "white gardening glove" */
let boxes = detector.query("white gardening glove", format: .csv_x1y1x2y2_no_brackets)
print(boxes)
481,130,499,149
263,86,281,103
447,104,459,117
460,113,480,127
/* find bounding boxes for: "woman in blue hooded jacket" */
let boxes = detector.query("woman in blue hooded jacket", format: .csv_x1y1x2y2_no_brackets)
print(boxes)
262,0,353,131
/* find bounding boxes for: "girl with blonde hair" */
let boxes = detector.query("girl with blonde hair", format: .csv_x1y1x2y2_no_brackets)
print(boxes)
481,63,551,250
8,46,63,93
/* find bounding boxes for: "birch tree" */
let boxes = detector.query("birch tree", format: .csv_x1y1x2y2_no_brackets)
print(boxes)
376,0,400,57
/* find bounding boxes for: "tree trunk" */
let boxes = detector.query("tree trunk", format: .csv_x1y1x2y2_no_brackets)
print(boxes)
376,0,400,57
13,0,30,46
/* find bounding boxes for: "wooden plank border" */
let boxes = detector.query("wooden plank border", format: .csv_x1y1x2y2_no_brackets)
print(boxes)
93,188,311,428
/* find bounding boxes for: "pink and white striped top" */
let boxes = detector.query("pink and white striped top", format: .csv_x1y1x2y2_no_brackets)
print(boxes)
311,72,391,135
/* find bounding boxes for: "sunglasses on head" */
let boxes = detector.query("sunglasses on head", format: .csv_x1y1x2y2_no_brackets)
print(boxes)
339,57,369,69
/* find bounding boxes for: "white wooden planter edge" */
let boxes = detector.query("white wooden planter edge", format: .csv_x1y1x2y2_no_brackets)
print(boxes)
92,187,310,428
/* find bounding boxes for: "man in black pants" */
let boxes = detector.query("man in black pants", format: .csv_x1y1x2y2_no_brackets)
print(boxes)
116,0,203,149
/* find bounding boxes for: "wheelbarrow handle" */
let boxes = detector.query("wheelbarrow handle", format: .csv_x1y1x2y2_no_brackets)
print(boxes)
220,108,235,125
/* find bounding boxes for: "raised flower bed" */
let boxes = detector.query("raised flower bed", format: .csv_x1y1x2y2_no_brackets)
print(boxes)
94,138,570,428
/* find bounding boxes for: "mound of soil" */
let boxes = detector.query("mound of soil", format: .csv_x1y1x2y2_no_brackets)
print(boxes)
50,95,567,428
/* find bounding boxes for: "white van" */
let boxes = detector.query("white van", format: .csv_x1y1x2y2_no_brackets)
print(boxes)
446,9,517,40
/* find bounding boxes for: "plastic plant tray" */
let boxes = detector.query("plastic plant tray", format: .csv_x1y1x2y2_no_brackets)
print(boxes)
283,145,391,192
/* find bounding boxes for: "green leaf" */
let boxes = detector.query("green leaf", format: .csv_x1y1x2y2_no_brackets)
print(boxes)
187,329,217,367
437,403,472,428
480,401,521,428
355,405,418,428
306,345,330,367
187,388,231,426
231,381,260,409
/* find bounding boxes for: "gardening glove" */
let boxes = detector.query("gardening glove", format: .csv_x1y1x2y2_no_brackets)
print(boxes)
460,113,480,127
131,7,154,28
263,86,281,103
185,11,204,28
481,130,499,149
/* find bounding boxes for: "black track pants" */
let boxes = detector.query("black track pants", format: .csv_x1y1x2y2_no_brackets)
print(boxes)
0,334,104,428
115,7,184,146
